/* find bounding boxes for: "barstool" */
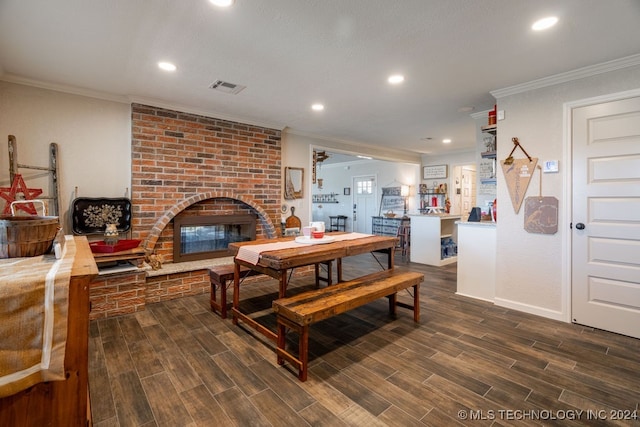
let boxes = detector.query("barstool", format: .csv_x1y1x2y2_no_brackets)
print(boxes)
396,224,411,261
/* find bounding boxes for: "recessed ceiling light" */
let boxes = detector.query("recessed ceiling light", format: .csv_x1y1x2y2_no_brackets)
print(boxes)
311,103,324,111
209,0,234,7
457,106,475,113
388,74,405,84
442,139,452,144
532,16,558,31
158,62,177,72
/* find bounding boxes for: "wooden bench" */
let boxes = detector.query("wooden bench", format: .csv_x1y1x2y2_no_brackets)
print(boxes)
209,265,260,319
209,260,340,318
272,269,424,381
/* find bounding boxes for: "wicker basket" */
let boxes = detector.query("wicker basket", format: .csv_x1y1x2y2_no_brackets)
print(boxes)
0,215,60,258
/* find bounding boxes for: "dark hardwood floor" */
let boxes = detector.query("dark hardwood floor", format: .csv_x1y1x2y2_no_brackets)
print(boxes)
89,254,640,426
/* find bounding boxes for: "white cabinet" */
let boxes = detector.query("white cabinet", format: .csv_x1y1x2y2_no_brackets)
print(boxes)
409,214,460,266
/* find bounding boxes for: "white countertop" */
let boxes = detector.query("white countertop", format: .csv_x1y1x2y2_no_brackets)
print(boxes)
456,220,496,227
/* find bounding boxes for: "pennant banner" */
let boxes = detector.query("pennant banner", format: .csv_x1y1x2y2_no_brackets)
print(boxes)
500,157,538,213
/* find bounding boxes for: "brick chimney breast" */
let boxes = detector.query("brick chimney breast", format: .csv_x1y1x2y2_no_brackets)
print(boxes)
131,104,282,262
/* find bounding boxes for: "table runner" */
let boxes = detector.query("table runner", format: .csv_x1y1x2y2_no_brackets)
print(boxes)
236,232,372,265
0,236,76,398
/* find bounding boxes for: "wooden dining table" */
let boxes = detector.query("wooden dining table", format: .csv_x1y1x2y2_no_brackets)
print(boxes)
227,232,398,342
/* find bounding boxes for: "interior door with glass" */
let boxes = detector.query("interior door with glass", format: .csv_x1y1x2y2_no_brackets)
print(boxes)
352,175,376,234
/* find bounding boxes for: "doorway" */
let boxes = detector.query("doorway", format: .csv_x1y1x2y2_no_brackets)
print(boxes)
570,93,640,339
352,175,377,234
451,164,476,216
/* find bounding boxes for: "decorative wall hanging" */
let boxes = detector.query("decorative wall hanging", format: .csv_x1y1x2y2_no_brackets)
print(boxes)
500,137,538,214
379,186,404,215
423,164,448,180
524,165,558,234
284,167,304,199
0,174,43,215
72,197,132,234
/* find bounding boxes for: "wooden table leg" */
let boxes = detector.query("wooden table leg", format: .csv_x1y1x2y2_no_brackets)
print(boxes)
232,263,240,325
413,284,420,322
279,269,288,298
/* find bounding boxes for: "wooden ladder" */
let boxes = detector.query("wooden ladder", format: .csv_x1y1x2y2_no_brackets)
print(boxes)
8,135,60,216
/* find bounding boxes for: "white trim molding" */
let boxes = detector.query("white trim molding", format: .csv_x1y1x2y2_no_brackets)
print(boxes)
491,53,640,98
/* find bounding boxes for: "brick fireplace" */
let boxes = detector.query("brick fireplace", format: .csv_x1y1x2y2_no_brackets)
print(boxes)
130,103,282,261
89,104,284,319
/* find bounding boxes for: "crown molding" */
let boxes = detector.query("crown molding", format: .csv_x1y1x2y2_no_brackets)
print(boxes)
285,128,422,163
0,73,130,104
128,96,285,131
491,53,640,99
0,73,286,131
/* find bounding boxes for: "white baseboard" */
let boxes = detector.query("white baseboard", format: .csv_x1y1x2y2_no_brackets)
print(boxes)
454,292,495,304
494,297,567,323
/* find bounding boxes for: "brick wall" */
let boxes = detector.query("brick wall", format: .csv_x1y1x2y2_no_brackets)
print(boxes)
130,103,282,261
89,104,285,319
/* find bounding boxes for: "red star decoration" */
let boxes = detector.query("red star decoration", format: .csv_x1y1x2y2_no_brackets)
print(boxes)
0,174,43,215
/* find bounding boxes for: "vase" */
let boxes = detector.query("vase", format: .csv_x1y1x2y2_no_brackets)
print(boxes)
104,223,119,245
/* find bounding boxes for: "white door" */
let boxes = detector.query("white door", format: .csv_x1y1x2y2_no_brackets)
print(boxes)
452,165,476,215
352,175,376,234
461,167,476,216
571,95,640,339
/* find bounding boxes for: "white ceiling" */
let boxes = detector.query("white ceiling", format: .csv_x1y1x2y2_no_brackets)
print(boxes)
1,0,639,157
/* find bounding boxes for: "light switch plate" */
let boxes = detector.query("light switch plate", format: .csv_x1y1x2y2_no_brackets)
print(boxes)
497,110,505,120
543,160,559,173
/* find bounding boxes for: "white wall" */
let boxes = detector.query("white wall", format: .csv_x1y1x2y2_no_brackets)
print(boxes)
282,130,421,227
313,159,421,229
0,81,131,231
421,150,476,213
493,64,640,320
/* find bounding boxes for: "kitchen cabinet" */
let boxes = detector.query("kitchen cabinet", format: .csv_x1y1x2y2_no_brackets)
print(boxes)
409,214,460,266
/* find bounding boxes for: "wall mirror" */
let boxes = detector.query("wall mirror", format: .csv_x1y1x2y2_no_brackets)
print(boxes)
284,167,304,199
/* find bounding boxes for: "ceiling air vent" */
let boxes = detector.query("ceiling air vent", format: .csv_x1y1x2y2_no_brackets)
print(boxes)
209,80,246,95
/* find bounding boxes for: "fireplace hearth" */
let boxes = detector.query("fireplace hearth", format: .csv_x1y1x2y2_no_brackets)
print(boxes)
173,214,256,262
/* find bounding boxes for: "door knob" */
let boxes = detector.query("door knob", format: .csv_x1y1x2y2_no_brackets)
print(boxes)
575,223,585,230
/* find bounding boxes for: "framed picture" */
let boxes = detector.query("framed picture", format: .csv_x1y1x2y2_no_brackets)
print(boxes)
344,187,351,195
423,164,448,180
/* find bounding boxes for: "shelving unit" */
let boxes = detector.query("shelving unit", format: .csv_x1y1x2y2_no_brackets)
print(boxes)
409,214,460,266
418,191,446,213
312,193,339,203
480,125,497,185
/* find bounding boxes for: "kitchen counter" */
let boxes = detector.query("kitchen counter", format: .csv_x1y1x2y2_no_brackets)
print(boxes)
456,220,495,302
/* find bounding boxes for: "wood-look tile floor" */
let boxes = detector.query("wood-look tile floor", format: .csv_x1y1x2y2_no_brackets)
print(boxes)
89,254,640,426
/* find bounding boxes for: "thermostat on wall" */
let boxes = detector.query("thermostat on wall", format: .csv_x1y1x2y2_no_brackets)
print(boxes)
543,160,559,173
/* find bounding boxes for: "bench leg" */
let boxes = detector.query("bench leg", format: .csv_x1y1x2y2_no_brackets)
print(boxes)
220,279,229,319
388,292,397,316
277,322,286,366
210,279,222,317
210,277,231,319
298,325,309,381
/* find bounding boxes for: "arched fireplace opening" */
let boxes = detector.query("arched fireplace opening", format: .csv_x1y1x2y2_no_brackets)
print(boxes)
141,193,277,263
